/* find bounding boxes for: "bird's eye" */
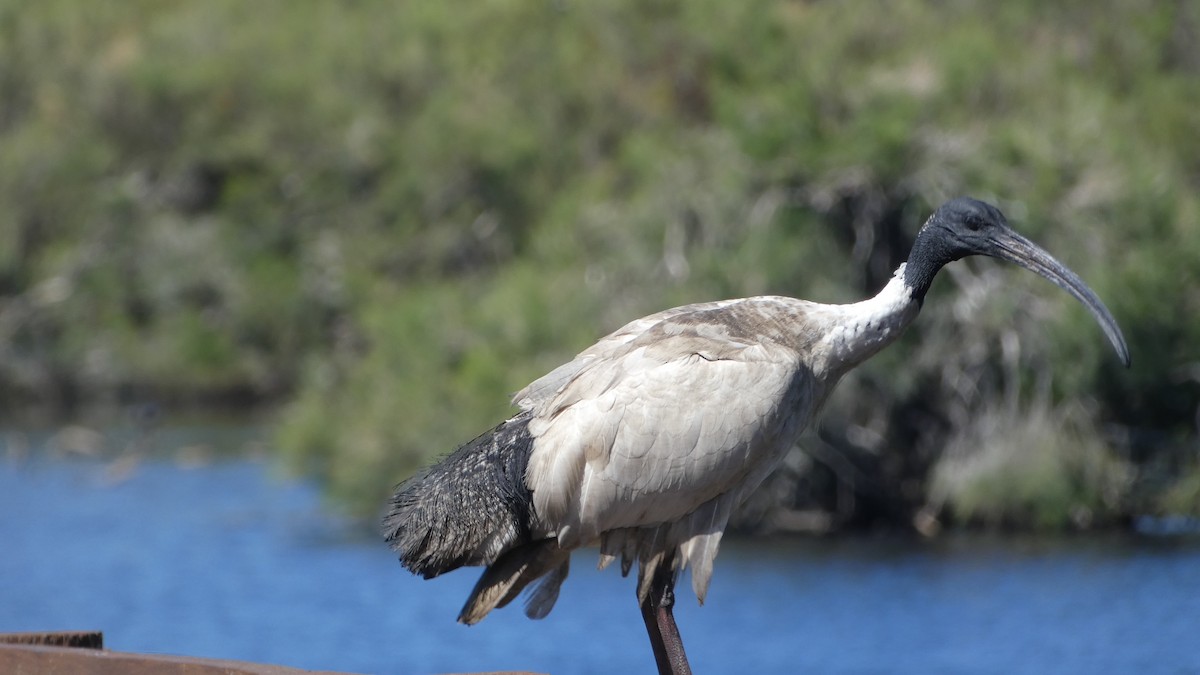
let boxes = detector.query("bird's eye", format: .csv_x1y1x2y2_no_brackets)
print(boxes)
964,216,983,231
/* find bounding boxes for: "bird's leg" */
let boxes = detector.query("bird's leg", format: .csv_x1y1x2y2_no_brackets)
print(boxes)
639,554,692,675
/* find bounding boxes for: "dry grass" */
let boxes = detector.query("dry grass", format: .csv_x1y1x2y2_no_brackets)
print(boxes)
928,401,1133,530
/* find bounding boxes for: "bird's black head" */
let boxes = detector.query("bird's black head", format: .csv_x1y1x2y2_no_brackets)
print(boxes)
925,197,1012,260
904,197,1130,366
903,197,1015,295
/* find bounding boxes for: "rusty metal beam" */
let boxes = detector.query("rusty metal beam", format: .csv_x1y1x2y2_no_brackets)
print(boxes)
0,632,543,675
0,642,354,675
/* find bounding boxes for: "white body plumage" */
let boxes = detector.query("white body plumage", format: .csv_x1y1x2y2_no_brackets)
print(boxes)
519,265,919,607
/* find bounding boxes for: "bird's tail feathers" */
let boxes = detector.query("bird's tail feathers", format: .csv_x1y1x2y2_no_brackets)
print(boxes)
458,539,571,624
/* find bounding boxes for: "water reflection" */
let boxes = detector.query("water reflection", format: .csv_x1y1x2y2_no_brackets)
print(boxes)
2,428,1199,675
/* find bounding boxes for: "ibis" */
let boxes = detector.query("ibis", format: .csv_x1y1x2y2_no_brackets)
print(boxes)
384,197,1129,674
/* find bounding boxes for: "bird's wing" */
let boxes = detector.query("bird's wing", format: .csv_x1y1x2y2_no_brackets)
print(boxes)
511,299,743,411
524,300,823,547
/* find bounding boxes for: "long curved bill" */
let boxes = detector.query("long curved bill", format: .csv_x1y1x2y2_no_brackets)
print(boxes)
990,230,1131,367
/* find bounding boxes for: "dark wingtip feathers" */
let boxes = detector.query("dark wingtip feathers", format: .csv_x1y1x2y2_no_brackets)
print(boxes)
382,481,450,579
382,412,538,580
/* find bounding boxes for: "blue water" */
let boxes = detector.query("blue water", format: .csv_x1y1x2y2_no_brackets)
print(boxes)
2,427,1199,675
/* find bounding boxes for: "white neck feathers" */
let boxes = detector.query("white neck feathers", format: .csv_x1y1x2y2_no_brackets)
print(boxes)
822,264,921,373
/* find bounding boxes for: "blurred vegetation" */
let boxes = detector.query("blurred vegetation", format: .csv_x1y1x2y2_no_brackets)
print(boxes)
3,0,1198,532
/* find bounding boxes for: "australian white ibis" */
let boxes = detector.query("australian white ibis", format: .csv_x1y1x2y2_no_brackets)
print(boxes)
384,197,1130,674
